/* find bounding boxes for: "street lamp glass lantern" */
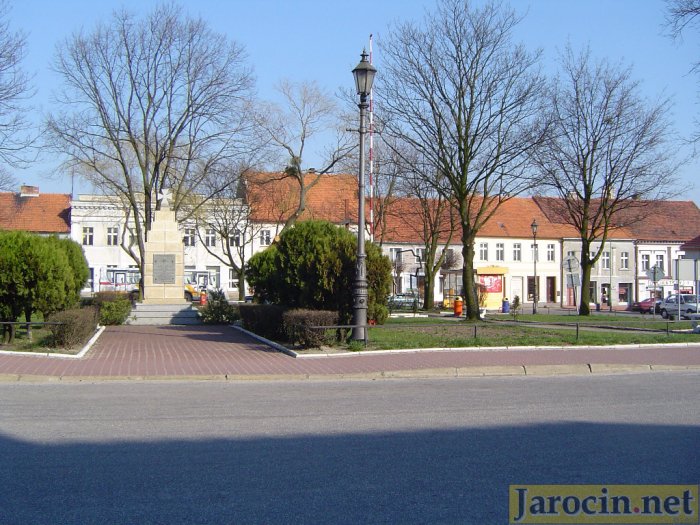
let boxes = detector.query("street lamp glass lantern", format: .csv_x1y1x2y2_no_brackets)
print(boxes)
531,219,538,236
352,50,377,96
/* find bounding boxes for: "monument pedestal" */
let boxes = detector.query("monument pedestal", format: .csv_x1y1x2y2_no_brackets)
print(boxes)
142,208,186,305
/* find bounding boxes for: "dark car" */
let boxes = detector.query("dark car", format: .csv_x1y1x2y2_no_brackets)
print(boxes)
631,297,661,314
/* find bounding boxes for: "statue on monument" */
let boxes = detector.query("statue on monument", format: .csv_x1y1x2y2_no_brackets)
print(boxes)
158,187,173,210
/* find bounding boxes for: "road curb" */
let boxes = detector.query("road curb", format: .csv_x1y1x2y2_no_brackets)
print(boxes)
2,363,699,383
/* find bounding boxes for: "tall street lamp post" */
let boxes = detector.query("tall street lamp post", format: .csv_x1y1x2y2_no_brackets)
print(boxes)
351,50,376,342
531,219,538,315
609,244,615,312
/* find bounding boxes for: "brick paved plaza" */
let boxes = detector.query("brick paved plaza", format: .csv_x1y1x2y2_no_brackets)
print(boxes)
0,325,699,380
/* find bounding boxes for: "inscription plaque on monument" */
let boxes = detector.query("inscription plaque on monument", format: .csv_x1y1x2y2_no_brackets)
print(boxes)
152,254,176,284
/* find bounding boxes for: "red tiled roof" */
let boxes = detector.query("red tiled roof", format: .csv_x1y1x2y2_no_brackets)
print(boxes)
379,196,581,243
534,196,700,242
0,192,71,234
612,200,700,242
681,233,700,250
243,172,700,243
246,172,358,224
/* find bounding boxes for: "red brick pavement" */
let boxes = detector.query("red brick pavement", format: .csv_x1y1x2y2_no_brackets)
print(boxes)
0,325,699,379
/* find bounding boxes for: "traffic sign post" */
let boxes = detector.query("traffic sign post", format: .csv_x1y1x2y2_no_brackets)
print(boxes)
563,255,580,308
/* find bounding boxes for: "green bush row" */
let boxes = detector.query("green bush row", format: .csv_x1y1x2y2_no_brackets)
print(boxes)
238,304,287,340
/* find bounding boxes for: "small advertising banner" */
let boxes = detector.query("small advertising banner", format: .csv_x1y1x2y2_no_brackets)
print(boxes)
478,274,502,293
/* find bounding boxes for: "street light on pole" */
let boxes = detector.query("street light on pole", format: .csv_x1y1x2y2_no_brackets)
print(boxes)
609,243,615,312
531,219,538,315
351,50,376,342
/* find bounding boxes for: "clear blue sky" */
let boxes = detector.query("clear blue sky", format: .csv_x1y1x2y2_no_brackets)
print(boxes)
10,0,700,204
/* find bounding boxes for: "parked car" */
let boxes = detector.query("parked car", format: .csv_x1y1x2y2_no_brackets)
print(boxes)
631,297,661,314
388,293,422,310
659,294,699,320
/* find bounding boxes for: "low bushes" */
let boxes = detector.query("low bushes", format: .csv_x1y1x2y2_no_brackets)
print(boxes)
199,289,239,325
238,304,287,340
283,309,338,348
49,307,99,348
239,305,339,348
94,291,132,325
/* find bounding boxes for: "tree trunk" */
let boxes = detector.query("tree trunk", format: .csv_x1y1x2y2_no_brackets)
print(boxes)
237,273,246,301
461,238,479,320
423,271,435,310
578,241,592,316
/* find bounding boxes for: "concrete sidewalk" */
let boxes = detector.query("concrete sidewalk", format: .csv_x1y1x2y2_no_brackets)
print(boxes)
0,325,699,381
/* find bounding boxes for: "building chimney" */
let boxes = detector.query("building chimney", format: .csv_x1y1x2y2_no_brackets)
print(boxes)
19,185,39,197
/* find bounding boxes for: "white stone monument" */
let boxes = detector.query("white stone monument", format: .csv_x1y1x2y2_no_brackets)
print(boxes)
142,189,186,305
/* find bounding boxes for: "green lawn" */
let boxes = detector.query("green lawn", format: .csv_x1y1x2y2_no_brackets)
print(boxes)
0,324,63,353
344,315,699,351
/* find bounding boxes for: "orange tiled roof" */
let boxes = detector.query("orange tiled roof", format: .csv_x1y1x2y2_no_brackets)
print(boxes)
243,172,699,243
610,200,700,242
0,192,71,234
534,196,700,242
378,196,581,243
246,171,358,224
681,233,700,250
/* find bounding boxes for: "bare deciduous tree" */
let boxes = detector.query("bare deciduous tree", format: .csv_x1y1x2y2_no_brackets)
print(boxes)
0,169,16,191
255,80,354,233
0,1,33,167
46,4,255,292
378,0,546,319
188,165,263,299
534,46,676,315
666,0,700,144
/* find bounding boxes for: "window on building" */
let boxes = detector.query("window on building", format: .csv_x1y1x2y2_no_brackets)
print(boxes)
496,243,504,261
602,251,610,270
107,226,118,246
620,251,629,270
531,242,538,262
229,268,239,289
82,227,94,246
513,243,521,262
183,228,196,247
641,254,650,271
206,266,220,288
547,244,555,262
656,254,664,271
415,248,425,263
567,250,575,258
479,242,488,261
229,229,242,247
204,228,216,247
260,230,271,246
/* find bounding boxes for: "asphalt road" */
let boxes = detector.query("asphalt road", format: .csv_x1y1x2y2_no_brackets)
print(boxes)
0,373,698,524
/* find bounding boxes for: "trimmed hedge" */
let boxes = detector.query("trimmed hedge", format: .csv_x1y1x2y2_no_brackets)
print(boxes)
283,309,338,348
93,291,132,325
93,291,130,306
238,304,287,341
99,299,132,325
49,307,99,348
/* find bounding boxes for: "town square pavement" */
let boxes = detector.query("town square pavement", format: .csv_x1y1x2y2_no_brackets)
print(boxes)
0,325,699,381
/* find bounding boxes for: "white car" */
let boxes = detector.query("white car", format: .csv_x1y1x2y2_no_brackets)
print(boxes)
659,294,699,320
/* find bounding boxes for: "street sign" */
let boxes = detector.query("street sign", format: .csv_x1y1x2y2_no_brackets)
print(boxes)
563,255,580,274
566,273,581,287
645,266,665,282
